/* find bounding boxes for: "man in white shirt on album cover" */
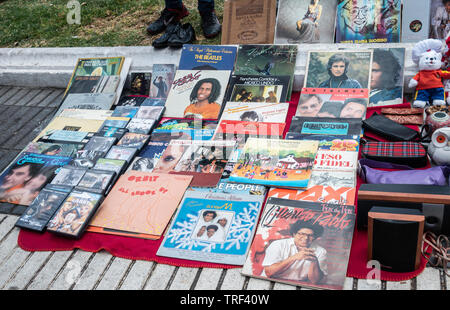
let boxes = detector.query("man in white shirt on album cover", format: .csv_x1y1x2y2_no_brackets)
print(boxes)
261,221,328,284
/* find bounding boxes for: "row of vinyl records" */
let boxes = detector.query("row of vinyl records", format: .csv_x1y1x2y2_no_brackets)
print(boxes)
223,0,449,45
56,43,409,122
2,45,367,290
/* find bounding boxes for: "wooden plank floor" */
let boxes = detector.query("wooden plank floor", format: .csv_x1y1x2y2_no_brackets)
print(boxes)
0,86,446,291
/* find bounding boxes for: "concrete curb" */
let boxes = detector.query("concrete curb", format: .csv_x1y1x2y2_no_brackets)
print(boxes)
0,43,417,92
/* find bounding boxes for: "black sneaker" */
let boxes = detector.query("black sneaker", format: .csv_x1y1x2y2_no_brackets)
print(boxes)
146,6,189,35
152,22,182,48
200,10,221,38
168,23,196,48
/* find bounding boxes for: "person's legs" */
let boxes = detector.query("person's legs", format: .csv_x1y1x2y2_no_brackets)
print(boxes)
198,0,221,38
197,0,214,14
146,0,189,35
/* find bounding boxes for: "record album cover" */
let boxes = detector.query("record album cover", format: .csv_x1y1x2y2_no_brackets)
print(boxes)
242,197,356,290
164,70,231,119
304,50,373,89
335,0,401,43
157,191,265,265
275,0,337,44
87,172,193,239
225,75,290,104
229,138,319,188
234,44,298,100
295,88,368,119
179,44,238,71
369,47,405,107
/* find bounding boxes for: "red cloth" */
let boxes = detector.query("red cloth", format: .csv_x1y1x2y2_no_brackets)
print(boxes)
17,92,429,281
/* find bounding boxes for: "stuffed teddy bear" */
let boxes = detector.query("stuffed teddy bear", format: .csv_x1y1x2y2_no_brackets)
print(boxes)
408,39,450,108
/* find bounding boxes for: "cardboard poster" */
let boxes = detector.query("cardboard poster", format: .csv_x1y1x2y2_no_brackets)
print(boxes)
221,0,277,45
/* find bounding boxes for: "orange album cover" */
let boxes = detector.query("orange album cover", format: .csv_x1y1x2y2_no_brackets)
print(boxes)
87,172,193,238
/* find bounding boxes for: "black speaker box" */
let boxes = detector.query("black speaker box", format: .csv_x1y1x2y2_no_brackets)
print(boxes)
357,184,450,236
368,206,425,273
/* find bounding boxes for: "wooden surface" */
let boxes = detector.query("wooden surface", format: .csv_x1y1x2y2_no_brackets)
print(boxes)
0,86,447,291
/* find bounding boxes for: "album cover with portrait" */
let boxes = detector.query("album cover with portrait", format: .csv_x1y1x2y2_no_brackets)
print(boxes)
295,88,369,119
369,47,405,108
335,0,401,43
220,101,289,124
157,191,265,265
47,189,103,239
164,69,231,119
229,138,319,188
15,184,73,232
152,139,236,187
0,152,72,207
150,64,176,99
87,172,193,239
242,197,356,290
274,0,337,44
225,75,291,104
429,0,450,40
303,50,373,90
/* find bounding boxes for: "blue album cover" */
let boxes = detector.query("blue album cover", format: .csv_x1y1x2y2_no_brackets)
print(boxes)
157,191,264,265
178,44,237,71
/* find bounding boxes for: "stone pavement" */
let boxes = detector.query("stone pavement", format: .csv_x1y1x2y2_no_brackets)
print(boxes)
0,85,446,290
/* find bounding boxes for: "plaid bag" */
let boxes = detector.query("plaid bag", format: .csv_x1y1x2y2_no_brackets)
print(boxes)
361,140,428,168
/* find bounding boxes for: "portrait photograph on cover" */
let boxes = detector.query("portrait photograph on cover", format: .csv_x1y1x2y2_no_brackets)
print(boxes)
369,47,405,107
274,0,338,44
430,0,450,40
295,89,368,119
335,0,401,43
304,50,372,89
164,70,231,120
